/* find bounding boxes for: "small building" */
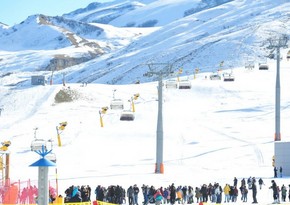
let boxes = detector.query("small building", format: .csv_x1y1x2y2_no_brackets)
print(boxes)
31,75,46,85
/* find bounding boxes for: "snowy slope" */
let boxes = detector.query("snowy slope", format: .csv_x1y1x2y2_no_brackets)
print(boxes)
1,0,290,204
0,15,71,51
64,0,233,27
46,0,290,85
109,0,232,27
1,0,290,86
1,57,290,204
63,1,146,25
0,14,105,51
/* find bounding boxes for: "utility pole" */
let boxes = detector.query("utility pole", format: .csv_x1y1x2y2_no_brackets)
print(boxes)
268,34,288,141
144,63,173,174
50,68,54,85
0,141,11,186
62,72,66,86
0,107,3,116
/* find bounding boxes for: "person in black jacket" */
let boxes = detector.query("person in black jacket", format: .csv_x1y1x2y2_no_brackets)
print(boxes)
258,178,264,190
133,184,140,205
169,183,176,204
127,186,134,205
274,167,278,178
200,184,208,202
233,177,238,187
269,180,278,204
280,167,283,178
252,180,258,203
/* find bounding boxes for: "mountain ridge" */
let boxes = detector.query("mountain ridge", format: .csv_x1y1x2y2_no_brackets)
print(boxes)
0,0,290,85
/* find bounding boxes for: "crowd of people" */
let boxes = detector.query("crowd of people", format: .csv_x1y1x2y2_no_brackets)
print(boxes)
62,176,290,204
64,185,92,203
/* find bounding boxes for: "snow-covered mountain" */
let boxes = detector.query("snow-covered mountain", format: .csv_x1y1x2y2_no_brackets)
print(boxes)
0,22,8,28
1,51,290,204
0,13,151,75
1,0,290,85
2,1,290,202
63,1,146,25
63,0,233,27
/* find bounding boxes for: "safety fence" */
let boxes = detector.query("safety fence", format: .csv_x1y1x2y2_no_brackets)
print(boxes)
0,200,117,205
0,178,57,204
2,202,290,205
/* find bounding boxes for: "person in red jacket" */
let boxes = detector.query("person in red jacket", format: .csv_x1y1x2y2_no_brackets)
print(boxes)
154,190,163,205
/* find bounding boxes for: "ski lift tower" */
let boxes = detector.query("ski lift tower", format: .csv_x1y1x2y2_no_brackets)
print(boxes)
0,141,11,186
144,63,173,174
30,146,56,205
268,34,288,141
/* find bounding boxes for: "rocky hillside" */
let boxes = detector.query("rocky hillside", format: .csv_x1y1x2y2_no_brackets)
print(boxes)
0,0,290,85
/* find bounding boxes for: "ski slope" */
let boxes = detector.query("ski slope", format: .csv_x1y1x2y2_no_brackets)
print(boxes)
1,55,290,204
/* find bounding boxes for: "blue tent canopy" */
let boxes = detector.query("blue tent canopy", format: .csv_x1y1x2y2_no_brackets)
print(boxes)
30,157,56,167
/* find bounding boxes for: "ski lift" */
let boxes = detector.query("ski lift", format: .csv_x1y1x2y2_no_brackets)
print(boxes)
165,79,178,88
245,60,255,70
210,73,221,80
178,80,191,89
46,152,56,163
223,73,235,82
287,50,290,60
120,110,135,121
110,99,124,110
31,139,47,151
258,63,269,70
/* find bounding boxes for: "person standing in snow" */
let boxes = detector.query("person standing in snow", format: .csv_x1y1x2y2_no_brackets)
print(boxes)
200,184,208,202
195,187,201,203
181,186,188,204
141,185,149,205
288,185,290,202
274,167,278,178
281,184,287,202
169,183,176,205
269,180,278,204
251,181,258,203
240,185,248,202
258,178,264,190
223,184,230,203
233,177,238,187
187,186,194,204
280,166,283,178
277,185,281,204
241,178,246,187
247,177,252,189
154,189,163,205
127,186,134,205
176,186,183,204
133,184,140,205
163,187,170,204
215,183,222,204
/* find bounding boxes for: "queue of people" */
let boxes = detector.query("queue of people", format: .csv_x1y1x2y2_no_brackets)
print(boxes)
62,177,290,205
